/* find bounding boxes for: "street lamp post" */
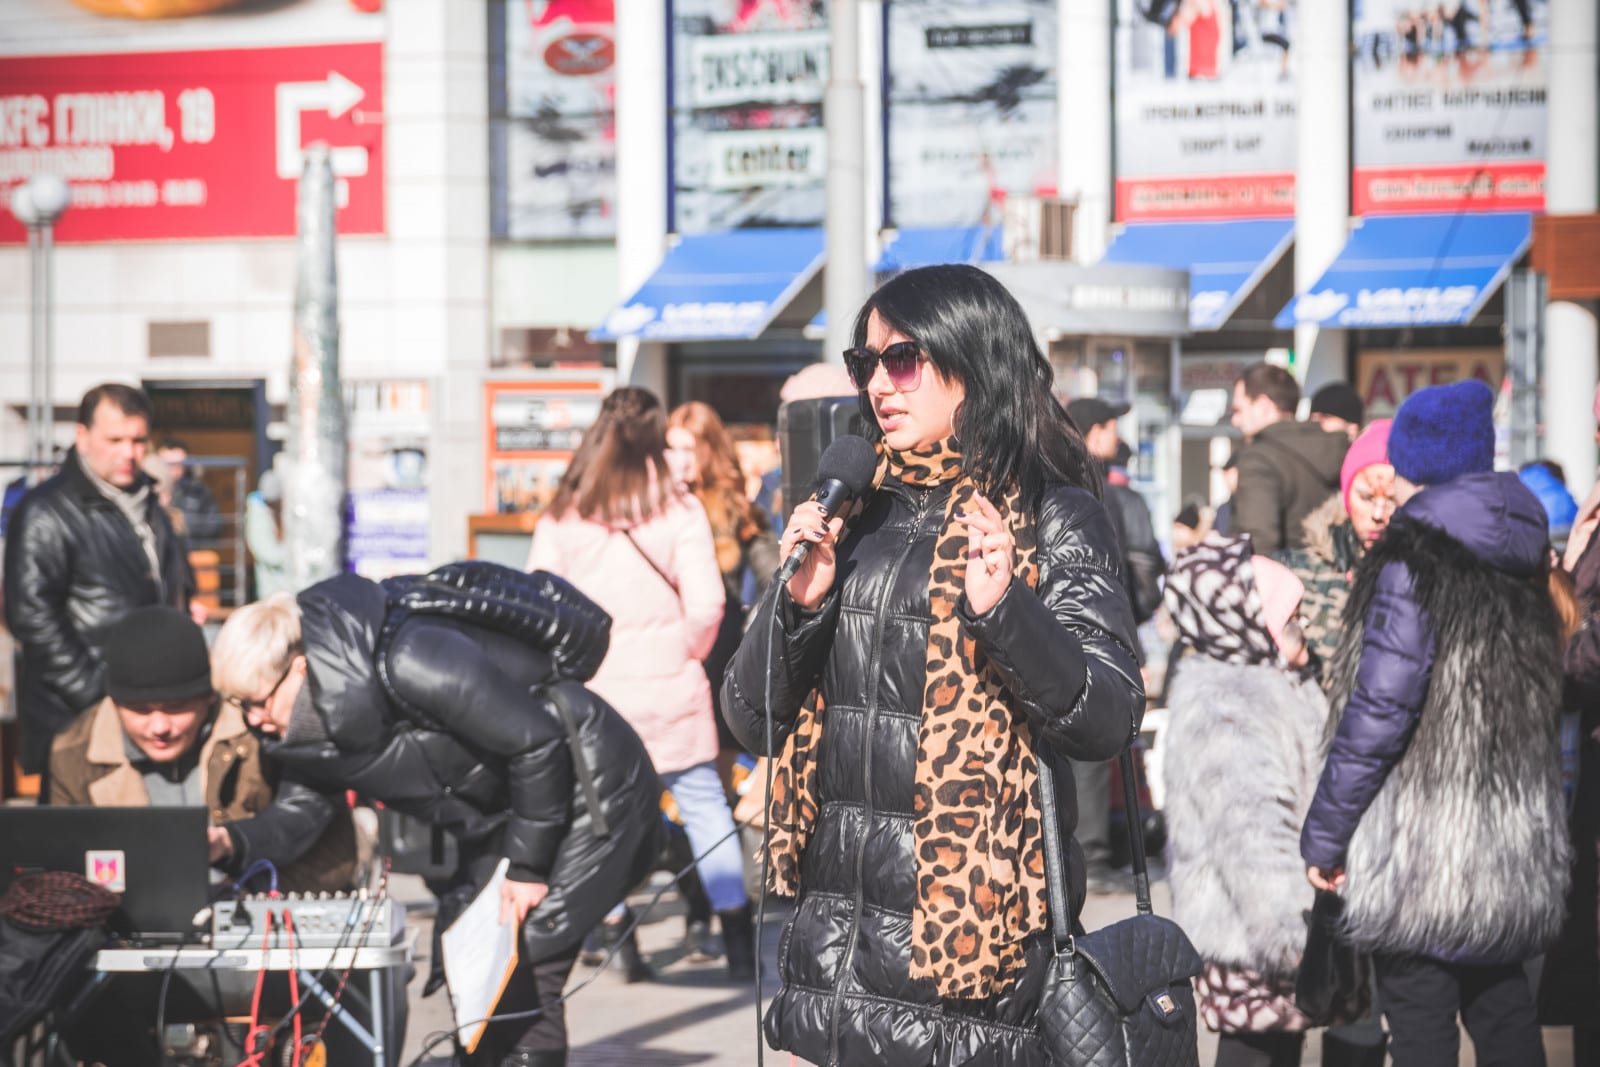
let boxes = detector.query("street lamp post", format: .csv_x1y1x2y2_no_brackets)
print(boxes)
9,175,71,481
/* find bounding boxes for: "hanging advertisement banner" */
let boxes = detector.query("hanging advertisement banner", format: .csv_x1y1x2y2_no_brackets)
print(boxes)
492,0,617,240
344,379,432,581
1112,0,1296,222
671,0,829,234
885,0,1058,230
1351,0,1547,216
0,0,384,243
484,379,608,514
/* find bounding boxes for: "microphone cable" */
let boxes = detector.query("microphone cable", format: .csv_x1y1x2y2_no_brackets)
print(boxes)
755,586,782,1067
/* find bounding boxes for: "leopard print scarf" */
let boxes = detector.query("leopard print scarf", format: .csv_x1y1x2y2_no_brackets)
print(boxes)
764,437,1050,1000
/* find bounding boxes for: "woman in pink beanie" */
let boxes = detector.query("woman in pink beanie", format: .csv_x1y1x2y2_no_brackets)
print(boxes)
1279,419,1395,672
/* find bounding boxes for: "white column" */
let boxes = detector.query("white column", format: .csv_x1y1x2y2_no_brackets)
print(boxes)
614,0,670,386
1060,0,1112,263
1543,0,1599,495
825,0,869,363
386,0,493,563
1294,0,1350,391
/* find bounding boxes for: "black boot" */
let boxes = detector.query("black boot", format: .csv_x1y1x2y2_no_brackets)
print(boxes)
717,903,756,982
577,927,604,967
684,918,719,964
599,910,653,983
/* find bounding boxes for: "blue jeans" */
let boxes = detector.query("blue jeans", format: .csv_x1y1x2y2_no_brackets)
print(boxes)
603,761,749,921
662,761,749,914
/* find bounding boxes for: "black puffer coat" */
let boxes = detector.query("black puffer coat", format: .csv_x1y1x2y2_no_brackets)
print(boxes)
723,480,1144,1067
3,452,192,773
261,565,664,962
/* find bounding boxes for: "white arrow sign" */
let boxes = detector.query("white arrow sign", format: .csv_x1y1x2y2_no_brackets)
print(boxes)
276,71,369,181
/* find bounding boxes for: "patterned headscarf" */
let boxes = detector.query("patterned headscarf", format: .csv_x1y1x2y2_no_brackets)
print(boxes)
763,437,1050,1001
1164,534,1281,667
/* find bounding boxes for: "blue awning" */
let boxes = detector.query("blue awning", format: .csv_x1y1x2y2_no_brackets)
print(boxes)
1275,212,1531,329
590,228,824,342
874,226,1004,273
1101,219,1294,331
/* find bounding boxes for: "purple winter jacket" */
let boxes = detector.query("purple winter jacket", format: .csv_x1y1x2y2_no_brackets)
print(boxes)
1299,471,1550,871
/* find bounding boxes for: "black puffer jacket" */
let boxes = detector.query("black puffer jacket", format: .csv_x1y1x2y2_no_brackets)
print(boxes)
261,565,664,962
723,480,1144,1067
3,452,192,773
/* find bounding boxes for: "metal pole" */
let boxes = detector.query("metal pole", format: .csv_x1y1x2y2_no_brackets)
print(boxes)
824,0,867,363
40,220,54,473
285,144,346,589
26,224,42,476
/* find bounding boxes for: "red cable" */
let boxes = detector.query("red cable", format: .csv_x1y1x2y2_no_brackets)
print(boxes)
283,910,303,1067
236,912,274,1067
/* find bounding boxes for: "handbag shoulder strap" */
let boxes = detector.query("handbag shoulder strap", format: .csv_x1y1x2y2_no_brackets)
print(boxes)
620,528,680,596
1035,745,1154,951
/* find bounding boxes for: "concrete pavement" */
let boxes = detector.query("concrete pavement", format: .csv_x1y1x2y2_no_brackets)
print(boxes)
396,871,1575,1066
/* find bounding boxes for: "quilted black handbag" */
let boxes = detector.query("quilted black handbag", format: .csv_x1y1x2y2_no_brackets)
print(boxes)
1036,748,1203,1066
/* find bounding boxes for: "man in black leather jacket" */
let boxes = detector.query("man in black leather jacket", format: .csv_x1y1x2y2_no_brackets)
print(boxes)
4,384,193,779
1065,398,1163,894
211,563,663,1067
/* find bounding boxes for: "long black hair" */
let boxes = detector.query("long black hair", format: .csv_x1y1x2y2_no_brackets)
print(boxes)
851,264,1100,506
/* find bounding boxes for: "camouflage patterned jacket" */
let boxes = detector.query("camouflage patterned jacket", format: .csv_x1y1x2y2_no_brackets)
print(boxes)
1277,495,1361,677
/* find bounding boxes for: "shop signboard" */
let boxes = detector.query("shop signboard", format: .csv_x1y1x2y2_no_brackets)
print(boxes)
0,0,384,242
884,0,1058,229
345,379,432,581
492,0,616,240
671,0,829,233
485,379,608,514
1356,348,1504,419
1113,0,1296,221
1351,0,1547,215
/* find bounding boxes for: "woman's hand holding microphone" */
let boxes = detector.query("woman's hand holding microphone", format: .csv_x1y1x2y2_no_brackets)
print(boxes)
781,500,846,611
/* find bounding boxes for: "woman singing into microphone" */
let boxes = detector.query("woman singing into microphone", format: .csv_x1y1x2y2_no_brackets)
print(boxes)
721,264,1145,1066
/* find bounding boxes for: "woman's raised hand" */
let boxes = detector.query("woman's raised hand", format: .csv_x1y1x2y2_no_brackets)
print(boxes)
956,492,1015,617
781,500,845,611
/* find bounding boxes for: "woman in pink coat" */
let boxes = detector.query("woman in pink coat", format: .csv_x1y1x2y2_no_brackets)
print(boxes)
528,387,755,980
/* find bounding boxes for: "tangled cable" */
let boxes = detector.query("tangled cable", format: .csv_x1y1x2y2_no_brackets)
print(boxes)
0,870,121,931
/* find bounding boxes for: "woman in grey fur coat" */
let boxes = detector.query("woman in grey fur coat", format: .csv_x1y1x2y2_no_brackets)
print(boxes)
1162,536,1325,1067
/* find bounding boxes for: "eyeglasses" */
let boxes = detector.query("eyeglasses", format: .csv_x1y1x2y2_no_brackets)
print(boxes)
843,341,925,392
227,659,295,717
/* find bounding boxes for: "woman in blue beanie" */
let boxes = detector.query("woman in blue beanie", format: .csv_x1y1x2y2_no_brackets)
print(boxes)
1300,379,1570,1066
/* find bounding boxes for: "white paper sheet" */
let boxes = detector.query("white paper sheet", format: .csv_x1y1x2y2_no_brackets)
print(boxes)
441,857,518,1054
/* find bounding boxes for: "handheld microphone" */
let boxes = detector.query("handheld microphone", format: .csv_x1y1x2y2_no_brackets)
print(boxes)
777,435,878,584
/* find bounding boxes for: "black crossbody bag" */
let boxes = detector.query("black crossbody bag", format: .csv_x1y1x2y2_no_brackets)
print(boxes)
1035,747,1203,1066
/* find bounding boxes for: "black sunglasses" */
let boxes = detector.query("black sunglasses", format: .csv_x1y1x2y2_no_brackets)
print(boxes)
843,341,925,392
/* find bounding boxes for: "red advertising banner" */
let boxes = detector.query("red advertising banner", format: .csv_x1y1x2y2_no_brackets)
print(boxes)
1112,0,1299,223
1352,162,1545,217
1351,1,1547,216
1115,172,1296,222
0,43,384,242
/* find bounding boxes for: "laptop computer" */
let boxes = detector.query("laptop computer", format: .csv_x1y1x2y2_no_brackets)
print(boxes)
0,806,211,942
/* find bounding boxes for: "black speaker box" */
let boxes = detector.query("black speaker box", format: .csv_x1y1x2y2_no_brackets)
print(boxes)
777,395,865,520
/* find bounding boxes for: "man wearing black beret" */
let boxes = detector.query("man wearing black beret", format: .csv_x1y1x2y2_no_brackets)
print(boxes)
47,605,355,892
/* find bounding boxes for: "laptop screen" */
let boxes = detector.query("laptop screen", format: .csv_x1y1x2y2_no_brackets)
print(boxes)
0,806,211,941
